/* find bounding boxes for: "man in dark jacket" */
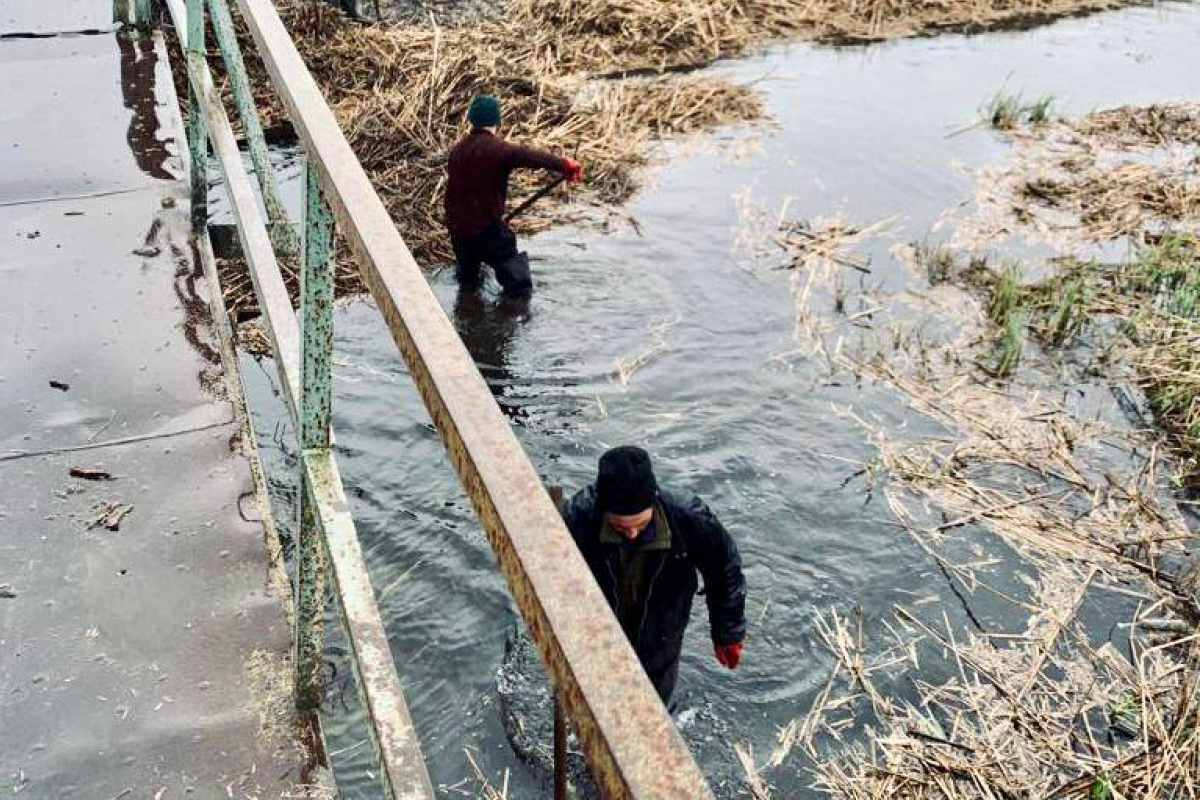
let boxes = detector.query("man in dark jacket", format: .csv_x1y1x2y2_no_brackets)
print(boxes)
444,94,582,297
562,446,747,705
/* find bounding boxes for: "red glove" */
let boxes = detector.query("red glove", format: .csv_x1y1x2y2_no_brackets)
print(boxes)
714,640,743,670
562,158,583,183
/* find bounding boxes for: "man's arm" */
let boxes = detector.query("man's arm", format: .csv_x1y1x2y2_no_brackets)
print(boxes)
500,140,581,182
683,496,747,649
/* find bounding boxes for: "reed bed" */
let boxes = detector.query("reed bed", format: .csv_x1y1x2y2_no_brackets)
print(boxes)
735,198,1198,799
204,0,1153,316
232,0,767,275
743,146,1198,797
813,568,1199,799
950,232,1200,477
790,355,1200,798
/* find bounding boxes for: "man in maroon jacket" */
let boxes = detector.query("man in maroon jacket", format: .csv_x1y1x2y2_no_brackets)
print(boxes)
444,95,582,297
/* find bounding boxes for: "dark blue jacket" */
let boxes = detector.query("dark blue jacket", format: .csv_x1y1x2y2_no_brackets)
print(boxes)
562,486,746,694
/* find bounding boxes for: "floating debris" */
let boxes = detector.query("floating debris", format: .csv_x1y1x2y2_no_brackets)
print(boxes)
70,467,116,482
91,501,133,532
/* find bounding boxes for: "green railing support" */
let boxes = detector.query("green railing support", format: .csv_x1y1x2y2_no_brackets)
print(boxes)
208,0,300,256
136,0,154,28
295,155,335,712
186,0,206,231
300,156,334,449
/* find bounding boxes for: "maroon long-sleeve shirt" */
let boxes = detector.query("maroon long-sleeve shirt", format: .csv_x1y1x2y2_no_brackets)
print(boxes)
444,129,567,238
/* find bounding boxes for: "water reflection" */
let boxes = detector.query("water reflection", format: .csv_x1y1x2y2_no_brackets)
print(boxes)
452,284,531,423
118,31,172,180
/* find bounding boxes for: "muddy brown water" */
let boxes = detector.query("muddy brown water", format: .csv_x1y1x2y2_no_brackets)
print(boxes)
230,3,1200,796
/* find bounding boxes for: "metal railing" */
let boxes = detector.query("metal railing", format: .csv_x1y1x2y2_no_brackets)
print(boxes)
163,0,714,796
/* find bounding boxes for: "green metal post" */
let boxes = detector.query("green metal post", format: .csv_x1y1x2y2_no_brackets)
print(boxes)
136,0,154,28
295,155,335,712
208,0,300,255
186,0,207,231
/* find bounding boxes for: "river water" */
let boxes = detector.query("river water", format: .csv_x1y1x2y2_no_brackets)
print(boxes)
234,3,1200,796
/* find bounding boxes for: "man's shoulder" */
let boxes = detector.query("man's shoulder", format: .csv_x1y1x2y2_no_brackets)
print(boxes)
658,488,723,539
657,487,704,515
564,484,598,521
450,130,490,154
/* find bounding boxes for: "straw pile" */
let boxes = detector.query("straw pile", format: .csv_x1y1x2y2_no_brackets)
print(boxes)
232,0,766,268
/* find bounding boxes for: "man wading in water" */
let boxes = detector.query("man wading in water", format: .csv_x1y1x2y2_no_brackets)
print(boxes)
444,94,582,297
562,446,747,706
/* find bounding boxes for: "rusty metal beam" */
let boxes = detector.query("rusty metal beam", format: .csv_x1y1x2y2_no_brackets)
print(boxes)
232,0,713,795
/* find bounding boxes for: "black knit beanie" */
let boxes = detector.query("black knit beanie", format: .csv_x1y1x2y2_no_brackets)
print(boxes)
595,446,657,515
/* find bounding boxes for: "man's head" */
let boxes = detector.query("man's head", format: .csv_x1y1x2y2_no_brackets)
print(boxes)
468,94,501,129
596,445,657,540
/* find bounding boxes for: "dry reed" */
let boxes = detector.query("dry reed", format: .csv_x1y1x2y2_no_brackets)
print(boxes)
796,361,1199,798
814,571,1198,799
960,101,1200,247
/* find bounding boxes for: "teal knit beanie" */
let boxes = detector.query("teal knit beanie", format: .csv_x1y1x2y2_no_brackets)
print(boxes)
468,95,501,128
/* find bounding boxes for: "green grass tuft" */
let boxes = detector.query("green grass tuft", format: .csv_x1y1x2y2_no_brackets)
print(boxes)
1043,276,1087,346
1025,95,1055,125
991,310,1024,377
983,91,1055,130
988,261,1023,324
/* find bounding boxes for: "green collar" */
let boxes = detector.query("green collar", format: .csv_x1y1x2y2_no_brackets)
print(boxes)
599,503,672,551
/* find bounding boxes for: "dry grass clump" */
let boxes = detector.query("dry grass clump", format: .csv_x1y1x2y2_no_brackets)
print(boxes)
1068,102,1200,149
216,0,765,312
796,351,1199,798
775,217,886,274
1019,163,1200,241
519,0,1142,55
814,573,1199,799
763,210,893,343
